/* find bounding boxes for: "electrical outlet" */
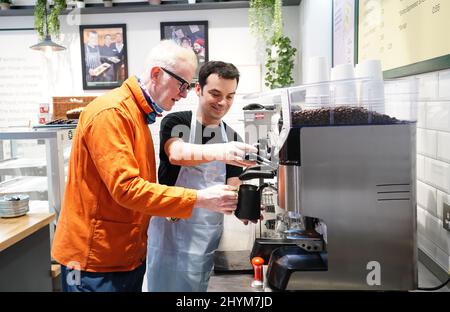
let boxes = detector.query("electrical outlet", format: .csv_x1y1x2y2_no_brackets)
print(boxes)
444,203,450,232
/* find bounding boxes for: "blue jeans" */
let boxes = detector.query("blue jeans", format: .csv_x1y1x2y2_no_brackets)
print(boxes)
60,262,146,292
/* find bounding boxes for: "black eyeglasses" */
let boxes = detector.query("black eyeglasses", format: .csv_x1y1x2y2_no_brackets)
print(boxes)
161,67,191,93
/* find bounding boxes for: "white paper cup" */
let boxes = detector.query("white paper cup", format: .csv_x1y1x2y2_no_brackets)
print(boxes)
355,59,385,113
331,63,355,81
359,80,385,114
355,59,383,80
305,56,330,84
330,64,357,106
305,56,330,108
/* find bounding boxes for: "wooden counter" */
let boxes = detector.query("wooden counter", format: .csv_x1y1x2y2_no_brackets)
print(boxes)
0,207,54,252
0,205,55,291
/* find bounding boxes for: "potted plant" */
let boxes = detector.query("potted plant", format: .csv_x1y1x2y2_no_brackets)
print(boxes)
34,0,66,40
0,0,12,10
264,35,297,89
103,0,113,7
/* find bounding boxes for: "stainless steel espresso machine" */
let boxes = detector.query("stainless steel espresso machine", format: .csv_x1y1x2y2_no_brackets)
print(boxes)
245,78,418,290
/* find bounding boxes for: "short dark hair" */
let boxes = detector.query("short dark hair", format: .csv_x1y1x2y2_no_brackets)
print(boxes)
198,61,240,90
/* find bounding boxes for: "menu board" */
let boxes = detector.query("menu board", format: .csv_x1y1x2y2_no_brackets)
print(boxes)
358,0,450,77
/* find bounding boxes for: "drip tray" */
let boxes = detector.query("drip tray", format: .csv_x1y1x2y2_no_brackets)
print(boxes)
213,250,253,272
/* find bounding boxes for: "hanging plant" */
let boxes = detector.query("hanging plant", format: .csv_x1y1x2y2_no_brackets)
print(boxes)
34,0,66,40
34,0,46,40
264,35,297,89
48,0,66,39
249,0,283,45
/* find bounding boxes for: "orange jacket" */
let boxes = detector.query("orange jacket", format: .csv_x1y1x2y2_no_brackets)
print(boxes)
52,76,196,272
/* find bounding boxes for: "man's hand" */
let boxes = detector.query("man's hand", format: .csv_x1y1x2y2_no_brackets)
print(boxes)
212,142,258,167
195,184,238,215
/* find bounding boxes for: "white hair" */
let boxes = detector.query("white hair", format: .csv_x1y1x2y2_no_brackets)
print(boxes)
139,40,198,84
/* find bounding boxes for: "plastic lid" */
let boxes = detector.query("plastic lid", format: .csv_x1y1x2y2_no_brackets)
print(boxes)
251,256,264,266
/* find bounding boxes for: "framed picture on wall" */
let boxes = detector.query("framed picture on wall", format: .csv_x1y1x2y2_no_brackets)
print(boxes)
80,24,128,90
160,21,208,82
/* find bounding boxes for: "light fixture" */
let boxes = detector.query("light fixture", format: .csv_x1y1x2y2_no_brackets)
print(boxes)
30,4,66,52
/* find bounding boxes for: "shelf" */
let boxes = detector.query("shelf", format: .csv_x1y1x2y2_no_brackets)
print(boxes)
0,176,48,200
0,0,301,17
0,158,47,176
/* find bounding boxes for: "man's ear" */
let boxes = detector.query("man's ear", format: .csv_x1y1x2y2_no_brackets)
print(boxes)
195,82,202,96
150,67,162,83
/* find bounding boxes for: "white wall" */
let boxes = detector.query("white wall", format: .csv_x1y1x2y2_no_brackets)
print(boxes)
298,0,332,84
0,7,300,125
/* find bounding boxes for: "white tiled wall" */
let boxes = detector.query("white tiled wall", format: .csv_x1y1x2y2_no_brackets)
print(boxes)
415,68,450,272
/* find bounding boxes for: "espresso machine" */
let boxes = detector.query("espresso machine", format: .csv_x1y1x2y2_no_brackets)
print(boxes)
245,79,418,290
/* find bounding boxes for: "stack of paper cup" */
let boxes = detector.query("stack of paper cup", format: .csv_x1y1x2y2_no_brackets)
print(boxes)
330,63,357,106
304,56,330,109
355,59,385,114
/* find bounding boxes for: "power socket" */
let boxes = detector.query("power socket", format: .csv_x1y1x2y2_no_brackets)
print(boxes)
444,203,450,232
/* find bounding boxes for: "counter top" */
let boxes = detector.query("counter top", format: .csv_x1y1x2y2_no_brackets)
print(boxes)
208,272,273,292
0,205,54,252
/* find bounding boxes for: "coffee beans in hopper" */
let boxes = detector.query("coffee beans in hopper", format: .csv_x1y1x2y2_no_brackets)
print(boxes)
291,106,399,126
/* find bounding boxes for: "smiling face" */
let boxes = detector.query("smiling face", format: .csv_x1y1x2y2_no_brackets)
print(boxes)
150,61,196,111
196,73,237,125
104,35,112,47
193,42,202,54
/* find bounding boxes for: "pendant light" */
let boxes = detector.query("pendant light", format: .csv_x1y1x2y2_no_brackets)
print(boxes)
30,3,66,52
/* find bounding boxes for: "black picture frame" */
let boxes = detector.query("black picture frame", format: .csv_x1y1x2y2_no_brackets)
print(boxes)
80,24,128,90
160,21,208,82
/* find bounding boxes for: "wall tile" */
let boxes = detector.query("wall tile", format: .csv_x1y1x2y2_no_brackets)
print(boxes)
436,190,450,220
438,69,450,99
418,231,437,260
419,231,449,272
417,155,425,181
417,128,437,158
423,209,439,245
417,206,426,234
417,102,427,128
417,181,437,216
426,102,450,132
417,72,439,100
438,226,450,256
435,247,450,271
437,131,450,163
419,208,450,255
424,157,450,193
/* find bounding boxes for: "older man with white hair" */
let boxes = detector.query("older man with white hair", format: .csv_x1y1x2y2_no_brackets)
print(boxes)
52,40,241,292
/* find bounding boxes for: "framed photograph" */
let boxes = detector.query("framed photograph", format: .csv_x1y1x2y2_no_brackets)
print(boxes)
80,24,128,90
160,21,208,82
